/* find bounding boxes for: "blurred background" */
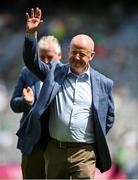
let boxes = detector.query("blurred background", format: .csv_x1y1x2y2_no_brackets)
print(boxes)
0,0,137,179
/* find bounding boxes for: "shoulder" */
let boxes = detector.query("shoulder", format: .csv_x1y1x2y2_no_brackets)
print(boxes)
91,68,113,86
20,66,39,80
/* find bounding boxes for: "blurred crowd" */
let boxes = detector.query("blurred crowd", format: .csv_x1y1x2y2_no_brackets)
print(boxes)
0,1,137,179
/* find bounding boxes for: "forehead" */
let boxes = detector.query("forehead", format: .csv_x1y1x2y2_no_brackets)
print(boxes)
39,48,55,53
70,37,93,51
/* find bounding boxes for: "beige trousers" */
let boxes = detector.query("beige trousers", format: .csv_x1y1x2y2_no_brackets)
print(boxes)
44,138,96,179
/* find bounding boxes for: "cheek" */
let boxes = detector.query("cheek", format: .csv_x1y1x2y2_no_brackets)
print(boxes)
83,58,90,64
68,55,74,62
53,54,60,61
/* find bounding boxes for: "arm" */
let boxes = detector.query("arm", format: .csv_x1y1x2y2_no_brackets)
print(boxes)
106,80,115,134
10,68,34,113
23,7,50,81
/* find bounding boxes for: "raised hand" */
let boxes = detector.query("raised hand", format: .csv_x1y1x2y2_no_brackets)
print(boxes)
23,87,34,105
26,7,43,33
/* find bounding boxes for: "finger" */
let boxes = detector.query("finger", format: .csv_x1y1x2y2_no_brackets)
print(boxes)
27,86,31,90
26,13,29,21
22,88,27,95
35,7,41,19
27,86,33,93
23,88,27,92
39,20,43,26
31,8,34,18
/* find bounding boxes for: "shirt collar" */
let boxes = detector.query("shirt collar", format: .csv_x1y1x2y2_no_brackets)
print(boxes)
68,66,90,81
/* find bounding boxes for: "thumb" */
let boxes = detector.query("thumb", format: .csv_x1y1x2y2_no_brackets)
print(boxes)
26,86,32,92
38,20,43,26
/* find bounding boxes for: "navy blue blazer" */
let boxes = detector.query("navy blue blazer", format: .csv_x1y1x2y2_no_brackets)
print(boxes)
17,36,115,173
10,66,41,150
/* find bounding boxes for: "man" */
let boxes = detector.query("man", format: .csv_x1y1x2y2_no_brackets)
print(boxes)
10,35,61,179
17,7,115,179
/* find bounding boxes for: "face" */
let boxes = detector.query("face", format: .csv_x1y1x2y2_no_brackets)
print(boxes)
39,48,61,64
68,35,95,75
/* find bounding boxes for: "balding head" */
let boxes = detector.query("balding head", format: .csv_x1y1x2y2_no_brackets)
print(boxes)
70,34,95,52
68,34,95,75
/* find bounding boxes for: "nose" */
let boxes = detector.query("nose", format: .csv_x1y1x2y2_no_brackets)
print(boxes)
75,52,80,60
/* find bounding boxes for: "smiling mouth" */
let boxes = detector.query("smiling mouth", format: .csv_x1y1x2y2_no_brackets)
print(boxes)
73,61,85,67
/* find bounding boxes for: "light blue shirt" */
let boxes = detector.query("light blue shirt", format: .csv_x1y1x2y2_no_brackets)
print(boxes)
49,67,95,143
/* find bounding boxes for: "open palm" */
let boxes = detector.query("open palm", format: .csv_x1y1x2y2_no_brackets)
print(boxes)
26,7,43,33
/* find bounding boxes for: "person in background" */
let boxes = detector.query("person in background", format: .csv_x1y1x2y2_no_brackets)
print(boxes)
17,7,115,179
10,35,61,179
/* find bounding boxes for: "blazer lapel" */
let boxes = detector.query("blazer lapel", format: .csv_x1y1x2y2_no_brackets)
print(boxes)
90,68,100,111
48,65,69,105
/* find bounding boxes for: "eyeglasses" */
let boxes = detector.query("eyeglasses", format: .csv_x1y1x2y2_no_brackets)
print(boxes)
70,49,93,58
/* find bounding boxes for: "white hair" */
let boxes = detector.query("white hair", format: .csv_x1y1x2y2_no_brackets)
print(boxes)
38,35,61,55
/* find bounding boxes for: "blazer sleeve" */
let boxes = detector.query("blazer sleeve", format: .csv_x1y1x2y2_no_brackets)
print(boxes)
23,34,50,82
106,80,115,134
10,68,33,113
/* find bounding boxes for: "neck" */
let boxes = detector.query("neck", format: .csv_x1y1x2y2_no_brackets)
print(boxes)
71,66,88,75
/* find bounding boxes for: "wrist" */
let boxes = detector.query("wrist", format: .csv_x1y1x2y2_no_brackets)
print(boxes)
26,100,34,106
23,98,34,106
25,31,37,39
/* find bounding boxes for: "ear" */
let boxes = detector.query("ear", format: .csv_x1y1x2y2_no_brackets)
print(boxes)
90,51,95,61
58,52,62,59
